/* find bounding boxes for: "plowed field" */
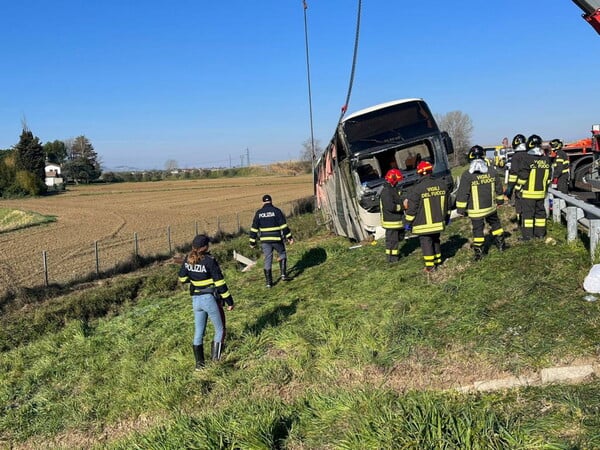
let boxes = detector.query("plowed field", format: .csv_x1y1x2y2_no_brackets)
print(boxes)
0,175,313,292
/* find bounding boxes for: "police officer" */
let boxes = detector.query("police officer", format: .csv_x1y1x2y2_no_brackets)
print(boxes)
549,138,570,194
178,234,234,370
249,194,294,287
508,134,552,240
380,168,405,262
456,145,506,261
404,161,450,273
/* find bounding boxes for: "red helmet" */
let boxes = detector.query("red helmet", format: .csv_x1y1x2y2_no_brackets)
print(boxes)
384,168,403,186
416,160,433,175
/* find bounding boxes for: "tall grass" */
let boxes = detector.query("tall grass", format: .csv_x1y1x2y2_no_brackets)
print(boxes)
1,210,599,449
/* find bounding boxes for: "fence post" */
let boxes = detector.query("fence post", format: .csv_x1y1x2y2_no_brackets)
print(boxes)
553,197,565,223
95,241,100,277
589,220,600,263
42,250,49,286
134,232,139,257
167,225,172,254
566,206,583,242
217,216,221,234
237,213,240,233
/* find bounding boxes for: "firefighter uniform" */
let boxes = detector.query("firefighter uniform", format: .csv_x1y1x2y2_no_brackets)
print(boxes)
510,136,552,240
249,194,293,287
380,169,405,262
404,162,449,272
552,147,570,194
456,157,505,260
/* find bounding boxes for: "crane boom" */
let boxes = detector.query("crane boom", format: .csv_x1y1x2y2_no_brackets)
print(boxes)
572,0,600,34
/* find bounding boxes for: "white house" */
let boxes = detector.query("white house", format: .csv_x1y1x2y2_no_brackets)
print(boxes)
45,163,64,187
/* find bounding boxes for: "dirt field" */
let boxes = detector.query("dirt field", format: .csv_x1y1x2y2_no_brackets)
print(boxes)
0,174,313,292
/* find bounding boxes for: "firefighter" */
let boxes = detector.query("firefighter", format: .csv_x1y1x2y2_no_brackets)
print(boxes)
549,138,569,194
249,194,294,287
456,145,506,261
510,134,552,240
380,168,405,263
504,133,528,222
403,160,450,273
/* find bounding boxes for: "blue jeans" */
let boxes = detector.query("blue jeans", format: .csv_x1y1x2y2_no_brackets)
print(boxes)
261,242,286,270
192,294,224,345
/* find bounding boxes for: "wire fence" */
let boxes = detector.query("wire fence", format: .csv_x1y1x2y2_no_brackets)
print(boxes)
0,197,314,298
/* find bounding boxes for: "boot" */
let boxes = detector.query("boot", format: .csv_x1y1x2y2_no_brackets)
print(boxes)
193,344,205,371
264,269,273,288
495,234,506,251
473,246,483,261
211,341,222,361
279,259,291,281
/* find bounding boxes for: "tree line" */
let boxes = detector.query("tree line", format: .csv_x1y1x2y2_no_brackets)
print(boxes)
0,127,101,197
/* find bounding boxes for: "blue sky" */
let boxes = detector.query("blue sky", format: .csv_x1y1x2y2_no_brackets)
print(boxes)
1,1,599,170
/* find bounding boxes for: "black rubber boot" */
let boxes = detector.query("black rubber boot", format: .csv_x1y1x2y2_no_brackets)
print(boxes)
279,259,291,281
211,341,222,361
473,246,484,261
193,344,205,371
495,235,506,251
264,269,273,288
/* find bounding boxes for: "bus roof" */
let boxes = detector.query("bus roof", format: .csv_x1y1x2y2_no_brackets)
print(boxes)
342,98,424,122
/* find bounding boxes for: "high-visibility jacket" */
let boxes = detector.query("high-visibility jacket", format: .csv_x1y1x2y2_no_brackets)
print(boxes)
456,164,504,218
404,176,449,235
379,182,404,229
517,153,552,200
552,149,570,180
249,204,292,244
506,150,528,194
178,253,234,306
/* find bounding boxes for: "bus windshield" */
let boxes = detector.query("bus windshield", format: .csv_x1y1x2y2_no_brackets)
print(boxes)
342,100,438,154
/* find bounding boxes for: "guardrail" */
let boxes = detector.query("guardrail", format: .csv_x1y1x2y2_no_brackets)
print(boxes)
548,187,600,262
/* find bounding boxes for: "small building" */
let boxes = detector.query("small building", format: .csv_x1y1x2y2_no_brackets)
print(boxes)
45,163,64,187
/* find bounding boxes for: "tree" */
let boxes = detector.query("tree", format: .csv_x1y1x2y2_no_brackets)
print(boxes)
44,140,68,164
14,127,46,183
63,135,102,183
300,138,323,162
435,111,473,166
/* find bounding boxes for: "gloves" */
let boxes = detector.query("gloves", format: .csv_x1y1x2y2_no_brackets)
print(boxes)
456,209,466,216
404,223,412,232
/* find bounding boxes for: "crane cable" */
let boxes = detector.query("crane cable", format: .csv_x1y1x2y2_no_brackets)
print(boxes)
338,0,362,124
302,0,362,164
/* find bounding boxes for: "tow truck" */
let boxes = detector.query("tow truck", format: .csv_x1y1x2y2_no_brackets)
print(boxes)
572,0,600,34
564,125,600,193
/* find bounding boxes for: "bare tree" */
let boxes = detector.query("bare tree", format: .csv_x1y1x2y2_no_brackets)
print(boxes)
300,138,322,162
164,159,178,171
435,111,473,165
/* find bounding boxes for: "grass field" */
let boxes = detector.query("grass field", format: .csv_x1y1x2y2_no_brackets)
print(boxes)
1,203,599,448
0,175,313,293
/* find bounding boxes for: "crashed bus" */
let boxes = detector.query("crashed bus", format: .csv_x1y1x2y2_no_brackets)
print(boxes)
315,98,455,241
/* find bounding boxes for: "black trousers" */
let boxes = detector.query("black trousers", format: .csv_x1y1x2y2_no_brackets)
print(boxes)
384,228,404,261
520,198,546,240
471,211,503,248
419,233,441,268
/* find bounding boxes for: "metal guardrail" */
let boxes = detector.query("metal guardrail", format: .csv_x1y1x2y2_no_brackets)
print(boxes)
548,187,600,262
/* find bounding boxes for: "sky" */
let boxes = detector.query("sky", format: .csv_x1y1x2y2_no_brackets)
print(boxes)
1,1,599,171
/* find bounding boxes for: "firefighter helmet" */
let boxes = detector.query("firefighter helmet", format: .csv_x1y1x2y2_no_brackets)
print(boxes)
468,145,485,160
512,134,526,150
549,139,563,151
526,134,543,149
384,168,403,186
416,160,433,175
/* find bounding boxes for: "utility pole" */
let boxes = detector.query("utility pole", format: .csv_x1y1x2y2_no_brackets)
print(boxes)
246,147,250,166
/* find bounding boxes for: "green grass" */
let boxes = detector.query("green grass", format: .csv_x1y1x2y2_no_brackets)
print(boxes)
1,210,599,449
0,208,56,233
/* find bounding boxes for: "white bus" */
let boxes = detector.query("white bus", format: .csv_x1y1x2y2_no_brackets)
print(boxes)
315,98,455,241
